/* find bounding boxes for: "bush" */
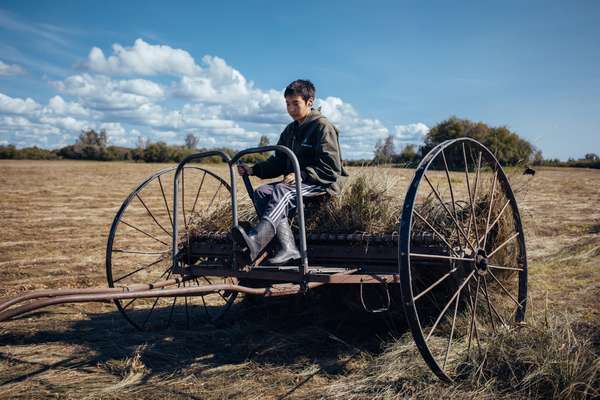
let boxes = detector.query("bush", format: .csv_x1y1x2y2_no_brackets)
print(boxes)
0,144,17,159
422,117,534,166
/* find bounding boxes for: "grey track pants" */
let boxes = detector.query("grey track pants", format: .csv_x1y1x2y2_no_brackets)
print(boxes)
253,182,327,228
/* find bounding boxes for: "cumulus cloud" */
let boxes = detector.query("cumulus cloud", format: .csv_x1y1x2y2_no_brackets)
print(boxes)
0,93,40,115
46,95,89,117
82,38,202,76
0,60,25,76
54,74,164,110
3,38,428,158
319,96,390,159
394,122,429,143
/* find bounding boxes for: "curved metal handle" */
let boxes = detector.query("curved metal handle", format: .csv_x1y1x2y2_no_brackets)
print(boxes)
231,145,309,276
172,151,236,269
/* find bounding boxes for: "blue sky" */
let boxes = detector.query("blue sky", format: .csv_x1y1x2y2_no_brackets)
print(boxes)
0,1,598,160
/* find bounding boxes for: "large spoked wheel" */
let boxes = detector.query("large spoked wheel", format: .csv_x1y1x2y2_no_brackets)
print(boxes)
106,165,239,331
399,138,527,382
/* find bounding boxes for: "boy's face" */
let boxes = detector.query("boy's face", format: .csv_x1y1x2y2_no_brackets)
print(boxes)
285,95,313,121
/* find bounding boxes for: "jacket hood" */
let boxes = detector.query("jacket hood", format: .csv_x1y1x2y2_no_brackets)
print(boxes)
296,108,326,127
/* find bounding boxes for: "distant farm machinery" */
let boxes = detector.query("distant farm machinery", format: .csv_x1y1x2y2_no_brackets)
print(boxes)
0,138,527,382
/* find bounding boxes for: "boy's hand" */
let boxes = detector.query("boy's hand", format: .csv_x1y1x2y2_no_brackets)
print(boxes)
282,172,296,185
237,163,253,176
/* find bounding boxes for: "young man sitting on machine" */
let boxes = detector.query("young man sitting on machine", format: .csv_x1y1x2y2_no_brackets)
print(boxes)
235,79,348,265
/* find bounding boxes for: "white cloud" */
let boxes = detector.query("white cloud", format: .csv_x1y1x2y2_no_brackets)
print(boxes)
39,115,90,132
99,122,126,137
2,38,423,159
0,93,40,115
83,38,202,76
46,95,89,117
0,59,25,76
319,96,390,159
54,74,163,110
394,122,429,143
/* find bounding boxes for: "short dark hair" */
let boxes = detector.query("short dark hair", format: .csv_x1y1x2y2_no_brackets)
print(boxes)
284,79,315,101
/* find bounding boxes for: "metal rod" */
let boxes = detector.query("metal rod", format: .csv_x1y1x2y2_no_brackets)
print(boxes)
413,210,460,257
136,194,172,238
441,149,463,254
426,270,474,342
172,151,234,272
424,174,475,252
413,267,457,301
231,145,309,277
120,219,170,247
410,253,472,262
158,175,173,228
487,232,520,258
0,281,326,323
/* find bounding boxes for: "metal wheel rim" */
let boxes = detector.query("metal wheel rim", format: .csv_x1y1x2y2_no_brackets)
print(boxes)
398,137,528,382
106,166,237,331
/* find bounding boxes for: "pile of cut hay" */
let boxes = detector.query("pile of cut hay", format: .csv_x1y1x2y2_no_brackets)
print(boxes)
187,168,404,236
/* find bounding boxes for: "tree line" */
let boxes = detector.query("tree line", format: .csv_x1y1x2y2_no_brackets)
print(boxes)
1,117,597,169
0,131,271,164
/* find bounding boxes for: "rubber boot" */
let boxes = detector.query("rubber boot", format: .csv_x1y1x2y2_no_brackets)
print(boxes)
267,219,301,265
232,219,276,262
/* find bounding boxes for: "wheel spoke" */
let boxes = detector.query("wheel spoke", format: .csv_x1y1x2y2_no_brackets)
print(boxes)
482,275,496,332
206,182,223,212
410,252,472,262
426,270,475,342
482,171,498,250
487,232,520,258
443,288,461,368
120,219,170,247
413,210,460,257
462,143,475,242
413,267,458,301
112,249,166,255
467,276,481,356
190,171,207,223
142,268,173,329
123,298,137,311
158,175,173,229
481,276,507,328
488,269,523,309
488,264,523,272
468,151,482,244
136,194,172,237
166,290,178,328
478,199,511,247
441,149,463,253
424,174,475,252
183,280,190,329
113,256,166,283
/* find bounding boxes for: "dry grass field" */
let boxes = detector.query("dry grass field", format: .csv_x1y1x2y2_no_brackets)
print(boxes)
1,160,599,399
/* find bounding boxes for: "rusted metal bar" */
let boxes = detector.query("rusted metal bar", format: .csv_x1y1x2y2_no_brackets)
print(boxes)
0,278,185,313
0,280,326,323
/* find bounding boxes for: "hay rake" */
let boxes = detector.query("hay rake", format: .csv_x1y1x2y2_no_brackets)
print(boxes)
0,138,528,382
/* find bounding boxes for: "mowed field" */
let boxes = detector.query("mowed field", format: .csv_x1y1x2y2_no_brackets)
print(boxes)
0,160,599,399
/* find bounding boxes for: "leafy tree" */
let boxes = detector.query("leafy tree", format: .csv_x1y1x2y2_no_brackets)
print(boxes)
394,144,417,164
0,144,17,159
422,117,533,166
374,135,395,164
143,142,171,163
77,129,107,147
258,135,270,147
184,133,198,149
584,153,599,161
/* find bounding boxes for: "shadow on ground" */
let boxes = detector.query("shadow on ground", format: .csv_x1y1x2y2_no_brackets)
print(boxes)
0,286,411,390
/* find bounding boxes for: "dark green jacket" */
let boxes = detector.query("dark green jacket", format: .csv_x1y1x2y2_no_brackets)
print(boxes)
252,109,349,195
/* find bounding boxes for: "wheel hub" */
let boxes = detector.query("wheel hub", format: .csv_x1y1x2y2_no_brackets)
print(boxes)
474,248,489,275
